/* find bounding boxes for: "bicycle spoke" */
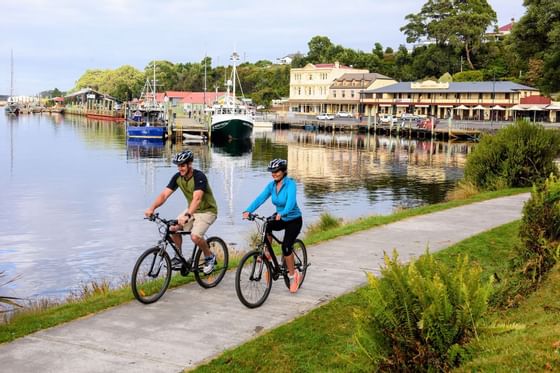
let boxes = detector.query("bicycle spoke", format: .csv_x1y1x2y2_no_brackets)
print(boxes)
235,252,272,308
194,236,229,288
131,247,172,304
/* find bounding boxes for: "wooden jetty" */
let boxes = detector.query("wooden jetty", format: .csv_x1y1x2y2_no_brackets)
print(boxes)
271,117,492,141
171,117,209,142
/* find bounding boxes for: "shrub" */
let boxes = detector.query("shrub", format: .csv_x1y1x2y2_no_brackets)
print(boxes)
354,250,492,372
516,174,560,282
463,120,560,191
305,212,341,236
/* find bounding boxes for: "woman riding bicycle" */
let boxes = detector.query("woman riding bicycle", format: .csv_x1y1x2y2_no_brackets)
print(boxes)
242,159,303,293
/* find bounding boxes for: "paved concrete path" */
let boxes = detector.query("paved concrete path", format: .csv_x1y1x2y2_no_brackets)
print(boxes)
1,194,529,373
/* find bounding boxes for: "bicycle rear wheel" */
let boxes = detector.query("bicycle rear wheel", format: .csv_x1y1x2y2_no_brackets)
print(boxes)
131,246,172,304
194,236,229,288
282,239,308,289
235,250,272,308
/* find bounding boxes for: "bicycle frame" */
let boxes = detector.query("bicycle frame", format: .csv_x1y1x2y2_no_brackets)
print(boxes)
151,214,200,273
253,216,289,280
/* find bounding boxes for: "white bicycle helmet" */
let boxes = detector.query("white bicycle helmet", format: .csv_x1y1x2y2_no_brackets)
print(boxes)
267,158,287,172
172,150,194,165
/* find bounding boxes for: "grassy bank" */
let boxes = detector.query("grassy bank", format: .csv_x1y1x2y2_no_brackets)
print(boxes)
192,220,560,372
0,187,528,344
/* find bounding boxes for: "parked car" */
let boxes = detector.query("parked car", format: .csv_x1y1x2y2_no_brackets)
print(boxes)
379,114,397,124
335,111,352,118
400,113,419,120
316,113,334,120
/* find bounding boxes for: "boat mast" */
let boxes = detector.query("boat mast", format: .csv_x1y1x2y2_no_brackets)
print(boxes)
231,51,239,110
203,53,207,108
10,49,14,99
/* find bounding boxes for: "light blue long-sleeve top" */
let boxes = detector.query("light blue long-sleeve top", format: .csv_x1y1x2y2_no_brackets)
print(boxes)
245,176,302,221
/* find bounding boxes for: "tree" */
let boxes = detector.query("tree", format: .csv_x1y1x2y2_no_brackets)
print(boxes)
511,0,560,93
401,0,497,70
307,36,335,63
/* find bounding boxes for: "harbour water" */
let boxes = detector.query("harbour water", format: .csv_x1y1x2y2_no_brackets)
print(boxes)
0,114,471,299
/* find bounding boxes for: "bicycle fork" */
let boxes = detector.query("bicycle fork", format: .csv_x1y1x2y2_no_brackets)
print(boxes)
149,244,167,278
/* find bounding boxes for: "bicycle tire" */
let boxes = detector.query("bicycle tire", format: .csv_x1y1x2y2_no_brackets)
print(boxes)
282,239,308,289
194,236,229,288
131,246,172,304
235,250,272,308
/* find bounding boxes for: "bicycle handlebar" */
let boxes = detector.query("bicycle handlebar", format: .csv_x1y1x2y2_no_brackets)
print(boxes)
245,213,277,222
145,213,178,226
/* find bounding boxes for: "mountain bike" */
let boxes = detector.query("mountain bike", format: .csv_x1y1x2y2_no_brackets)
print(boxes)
131,213,228,304
235,213,308,308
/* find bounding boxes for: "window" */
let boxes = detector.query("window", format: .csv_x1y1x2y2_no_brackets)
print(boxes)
342,91,346,98
309,74,313,80
333,90,337,98
351,90,355,98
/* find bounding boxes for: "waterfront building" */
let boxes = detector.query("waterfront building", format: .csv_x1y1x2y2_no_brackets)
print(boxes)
328,73,397,117
156,91,223,117
288,62,368,114
361,80,543,121
64,88,121,119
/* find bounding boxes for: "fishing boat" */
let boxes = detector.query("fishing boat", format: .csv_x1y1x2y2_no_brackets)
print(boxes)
210,51,254,142
127,62,168,140
4,50,20,116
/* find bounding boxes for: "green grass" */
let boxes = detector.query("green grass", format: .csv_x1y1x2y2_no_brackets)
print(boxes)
191,219,557,372
455,266,560,372
0,187,528,345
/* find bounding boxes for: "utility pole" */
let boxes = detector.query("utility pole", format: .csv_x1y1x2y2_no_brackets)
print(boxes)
203,53,207,108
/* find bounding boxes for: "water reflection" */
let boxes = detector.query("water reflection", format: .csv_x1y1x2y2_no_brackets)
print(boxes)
0,114,473,299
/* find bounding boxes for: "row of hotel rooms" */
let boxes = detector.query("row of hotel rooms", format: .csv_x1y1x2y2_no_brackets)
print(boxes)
287,62,560,123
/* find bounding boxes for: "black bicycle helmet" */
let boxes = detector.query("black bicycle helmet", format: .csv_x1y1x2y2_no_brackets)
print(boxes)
172,150,194,165
267,158,287,172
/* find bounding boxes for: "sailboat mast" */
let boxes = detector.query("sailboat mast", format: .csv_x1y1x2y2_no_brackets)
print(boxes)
231,51,239,109
203,53,207,107
152,61,156,103
10,49,14,98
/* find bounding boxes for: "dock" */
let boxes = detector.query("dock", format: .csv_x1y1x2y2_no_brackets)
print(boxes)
270,116,508,140
171,117,209,142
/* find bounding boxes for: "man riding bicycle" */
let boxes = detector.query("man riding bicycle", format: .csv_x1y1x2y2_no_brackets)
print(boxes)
242,159,304,293
145,150,218,274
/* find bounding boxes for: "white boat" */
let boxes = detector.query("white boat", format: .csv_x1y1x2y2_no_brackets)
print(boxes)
210,51,254,142
183,133,207,143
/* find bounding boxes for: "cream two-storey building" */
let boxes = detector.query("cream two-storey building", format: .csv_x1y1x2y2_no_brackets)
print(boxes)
288,62,368,114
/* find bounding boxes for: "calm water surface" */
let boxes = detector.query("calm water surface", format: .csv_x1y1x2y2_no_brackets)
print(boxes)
0,114,472,299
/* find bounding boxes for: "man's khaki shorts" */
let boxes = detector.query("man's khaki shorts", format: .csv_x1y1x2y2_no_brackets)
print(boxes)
180,211,217,237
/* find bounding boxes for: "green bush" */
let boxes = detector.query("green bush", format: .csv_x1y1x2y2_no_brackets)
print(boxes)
354,250,492,372
464,120,560,191
305,212,341,236
516,174,560,282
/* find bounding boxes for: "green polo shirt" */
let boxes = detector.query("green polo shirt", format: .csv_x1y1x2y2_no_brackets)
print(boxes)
167,169,218,214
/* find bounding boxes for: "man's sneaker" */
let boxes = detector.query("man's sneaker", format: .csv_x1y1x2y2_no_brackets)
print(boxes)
289,271,302,293
203,254,216,275
171,256,183,270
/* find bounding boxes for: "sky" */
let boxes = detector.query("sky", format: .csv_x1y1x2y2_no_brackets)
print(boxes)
1,0,526,96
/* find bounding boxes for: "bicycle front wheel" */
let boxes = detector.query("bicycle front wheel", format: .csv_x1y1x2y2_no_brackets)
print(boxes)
131,246,172,304
194,236,229,288
235,250,272,308
283,239,308,289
